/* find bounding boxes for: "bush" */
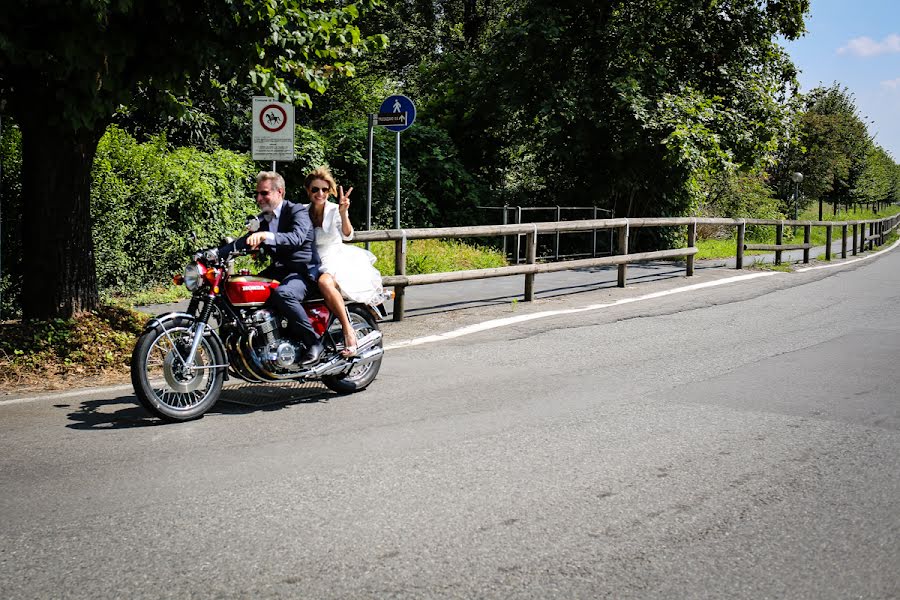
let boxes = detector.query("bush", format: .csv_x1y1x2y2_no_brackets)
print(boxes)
91,127,257,294
696,170,783,241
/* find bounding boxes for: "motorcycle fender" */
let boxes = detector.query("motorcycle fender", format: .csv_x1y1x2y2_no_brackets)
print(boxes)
365,303,388,321
142,312,196,332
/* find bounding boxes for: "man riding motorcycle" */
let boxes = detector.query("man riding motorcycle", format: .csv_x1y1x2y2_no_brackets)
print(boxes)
223,171,324,365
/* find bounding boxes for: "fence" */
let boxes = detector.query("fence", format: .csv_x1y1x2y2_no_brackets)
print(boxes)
353,215,900,321
476,205,615,262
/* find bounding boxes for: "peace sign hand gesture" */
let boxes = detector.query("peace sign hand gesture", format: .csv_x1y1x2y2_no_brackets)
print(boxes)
338,185,353,215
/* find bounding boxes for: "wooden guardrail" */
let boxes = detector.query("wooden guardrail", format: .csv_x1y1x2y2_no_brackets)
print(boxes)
352,215,900,321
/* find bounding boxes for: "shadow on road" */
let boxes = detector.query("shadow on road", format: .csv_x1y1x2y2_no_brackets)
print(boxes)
65,382,338,429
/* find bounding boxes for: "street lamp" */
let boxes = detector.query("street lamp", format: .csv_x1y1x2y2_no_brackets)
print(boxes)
790,172,804,221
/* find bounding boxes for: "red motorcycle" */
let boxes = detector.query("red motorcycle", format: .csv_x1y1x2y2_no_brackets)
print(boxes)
130,235,385,422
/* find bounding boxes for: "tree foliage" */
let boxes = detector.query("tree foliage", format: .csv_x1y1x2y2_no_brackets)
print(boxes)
769,84,897,215
422,0,807,221
0,0,385,318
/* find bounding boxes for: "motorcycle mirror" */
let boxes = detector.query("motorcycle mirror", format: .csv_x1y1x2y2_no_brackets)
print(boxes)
246,215,261,233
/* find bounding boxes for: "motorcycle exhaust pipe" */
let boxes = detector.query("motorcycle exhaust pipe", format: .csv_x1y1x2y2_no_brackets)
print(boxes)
309,332,384,377
313,346,384,377
355,330,382,353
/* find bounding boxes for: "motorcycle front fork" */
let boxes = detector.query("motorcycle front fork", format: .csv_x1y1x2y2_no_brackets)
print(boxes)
184,294,216,368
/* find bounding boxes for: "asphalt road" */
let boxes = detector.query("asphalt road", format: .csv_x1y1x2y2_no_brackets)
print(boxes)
1,247,898,598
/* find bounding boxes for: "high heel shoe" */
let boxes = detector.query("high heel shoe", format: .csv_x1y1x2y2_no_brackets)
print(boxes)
340,331,358,358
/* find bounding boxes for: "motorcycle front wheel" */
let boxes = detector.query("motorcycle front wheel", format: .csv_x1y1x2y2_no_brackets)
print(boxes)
322,305,382,394
131,317,226,422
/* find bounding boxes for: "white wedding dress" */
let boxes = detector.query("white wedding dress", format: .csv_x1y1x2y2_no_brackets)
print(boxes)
314,201,384,305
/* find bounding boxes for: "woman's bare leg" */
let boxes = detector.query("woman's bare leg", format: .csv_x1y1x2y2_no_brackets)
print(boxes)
318,273,357,355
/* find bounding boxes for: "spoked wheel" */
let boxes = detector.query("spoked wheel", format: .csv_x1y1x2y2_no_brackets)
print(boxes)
131,317,226,422
322,305,382,394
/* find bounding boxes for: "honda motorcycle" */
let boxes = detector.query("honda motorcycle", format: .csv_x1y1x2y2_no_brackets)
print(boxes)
130,217,386,422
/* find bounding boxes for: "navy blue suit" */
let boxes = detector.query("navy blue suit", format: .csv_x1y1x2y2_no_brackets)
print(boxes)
230,200,322,345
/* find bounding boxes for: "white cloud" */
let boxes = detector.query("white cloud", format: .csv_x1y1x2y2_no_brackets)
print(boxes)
882,78,900,90
838,33,900,57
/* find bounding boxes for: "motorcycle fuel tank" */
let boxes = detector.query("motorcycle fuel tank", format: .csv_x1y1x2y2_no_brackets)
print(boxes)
224,276,279,306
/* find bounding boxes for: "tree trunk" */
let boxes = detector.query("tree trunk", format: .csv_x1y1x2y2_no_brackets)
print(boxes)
463,0,479,46
19,121,101,319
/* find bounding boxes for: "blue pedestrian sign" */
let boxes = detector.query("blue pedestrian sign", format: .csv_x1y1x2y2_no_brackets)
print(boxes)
378,95,416,132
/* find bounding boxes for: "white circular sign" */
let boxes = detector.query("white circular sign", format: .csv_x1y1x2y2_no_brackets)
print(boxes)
260,104,288,133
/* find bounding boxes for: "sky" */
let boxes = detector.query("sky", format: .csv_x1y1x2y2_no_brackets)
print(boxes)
781,0,900,160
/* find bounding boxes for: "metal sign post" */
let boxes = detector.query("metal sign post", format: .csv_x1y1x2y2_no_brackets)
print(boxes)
395,132,401,229
376,95,416,230
366,114,375,250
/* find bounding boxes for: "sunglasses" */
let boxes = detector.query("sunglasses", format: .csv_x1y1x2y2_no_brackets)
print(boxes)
309,186,330,194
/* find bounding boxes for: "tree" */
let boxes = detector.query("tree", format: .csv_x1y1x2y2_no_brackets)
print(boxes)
855,145,896,210
0,0,385,318
424,0,808,224
775,85,872,216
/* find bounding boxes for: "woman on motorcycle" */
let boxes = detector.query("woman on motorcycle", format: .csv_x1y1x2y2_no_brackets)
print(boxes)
305,166,384,357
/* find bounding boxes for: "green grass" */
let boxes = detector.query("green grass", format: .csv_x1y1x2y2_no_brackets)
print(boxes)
696,204,900,259
751,263,793,272
365,238,507,276
102,283,191,309
695,238,768,260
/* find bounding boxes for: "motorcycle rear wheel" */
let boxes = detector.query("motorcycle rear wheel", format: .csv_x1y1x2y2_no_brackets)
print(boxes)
131,317,226,422
322,305,382,394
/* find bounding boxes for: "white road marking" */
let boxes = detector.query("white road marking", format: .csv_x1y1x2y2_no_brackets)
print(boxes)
795,236,900,272
383,271,778,350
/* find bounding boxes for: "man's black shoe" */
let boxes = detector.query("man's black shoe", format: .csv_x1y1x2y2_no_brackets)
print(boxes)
300,339,325,366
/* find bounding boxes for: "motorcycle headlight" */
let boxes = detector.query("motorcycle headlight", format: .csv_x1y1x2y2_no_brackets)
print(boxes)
183,263,205,291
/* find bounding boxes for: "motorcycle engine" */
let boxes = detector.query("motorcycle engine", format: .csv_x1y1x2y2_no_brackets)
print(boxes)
250,309,304,370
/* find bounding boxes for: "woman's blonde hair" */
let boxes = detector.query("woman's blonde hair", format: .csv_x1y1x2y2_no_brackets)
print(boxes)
304,166,336,196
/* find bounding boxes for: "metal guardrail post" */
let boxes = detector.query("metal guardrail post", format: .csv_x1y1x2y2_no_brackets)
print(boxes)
803,225,811,263
524,229,537,301
686,220,696,276
735,221,745,270
853,223,859,255
825,225,832,261
617,222,628,287
775,223,783,265
392,237,407,322
592,207,598,258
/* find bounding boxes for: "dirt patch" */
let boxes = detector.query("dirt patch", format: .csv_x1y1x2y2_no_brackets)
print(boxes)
0,306,145,394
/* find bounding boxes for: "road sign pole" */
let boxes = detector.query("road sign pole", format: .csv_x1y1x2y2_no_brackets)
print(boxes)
395,131,401,229
376,95,415,231
366,113,374,250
